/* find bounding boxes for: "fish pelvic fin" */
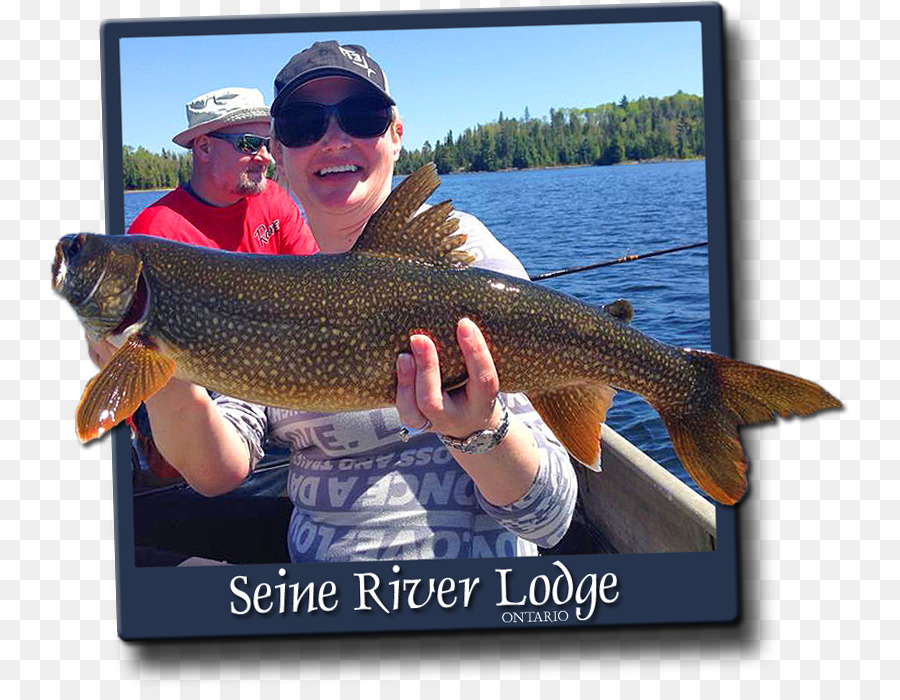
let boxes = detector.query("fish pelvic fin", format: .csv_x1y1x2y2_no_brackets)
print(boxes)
75,335,176,442
353,162,475,268
653,350,843,505
527,382,617,472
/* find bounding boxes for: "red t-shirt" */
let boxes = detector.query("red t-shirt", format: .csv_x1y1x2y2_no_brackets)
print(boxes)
127,181,319,256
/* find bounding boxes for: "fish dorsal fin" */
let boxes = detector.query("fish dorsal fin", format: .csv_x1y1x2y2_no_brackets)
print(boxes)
353,162,475,268
76,335,176,442
526,381,617,472
603,299,634,323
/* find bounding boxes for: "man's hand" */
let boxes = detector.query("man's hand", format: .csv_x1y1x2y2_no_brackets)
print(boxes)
85,334,117,368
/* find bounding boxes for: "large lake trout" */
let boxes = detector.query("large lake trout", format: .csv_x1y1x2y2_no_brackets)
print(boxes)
52,163,840,505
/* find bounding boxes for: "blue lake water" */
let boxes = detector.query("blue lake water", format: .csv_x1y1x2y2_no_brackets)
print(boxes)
123,160,711,495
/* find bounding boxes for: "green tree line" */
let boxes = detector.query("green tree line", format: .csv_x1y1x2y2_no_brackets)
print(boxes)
123,146,192,191
124,92,703,188
397,92,704,174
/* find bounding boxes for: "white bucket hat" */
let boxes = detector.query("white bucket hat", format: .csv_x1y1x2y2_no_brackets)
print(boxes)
172,87,271,148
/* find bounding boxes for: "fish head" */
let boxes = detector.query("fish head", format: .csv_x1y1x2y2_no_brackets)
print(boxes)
52,233,147,339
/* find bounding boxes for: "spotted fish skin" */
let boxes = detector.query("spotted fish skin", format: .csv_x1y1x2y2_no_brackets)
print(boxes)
52,163,842,504
123,237,691,410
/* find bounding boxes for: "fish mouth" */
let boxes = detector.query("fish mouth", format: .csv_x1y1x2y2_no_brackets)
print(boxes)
52,233,102,305
51,241,66,292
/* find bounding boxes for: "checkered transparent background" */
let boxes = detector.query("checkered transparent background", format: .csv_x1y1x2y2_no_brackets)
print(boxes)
3,0,895,696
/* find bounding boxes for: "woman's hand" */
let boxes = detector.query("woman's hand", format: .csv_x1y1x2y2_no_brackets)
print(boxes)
395,317,503,439
395,317,540,507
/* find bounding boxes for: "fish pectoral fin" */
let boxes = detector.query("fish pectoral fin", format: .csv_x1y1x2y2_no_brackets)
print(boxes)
75,335,175,443
353,163,474,268
527,382,617,472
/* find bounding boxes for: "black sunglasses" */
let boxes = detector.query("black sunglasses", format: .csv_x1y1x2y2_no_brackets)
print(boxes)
274,94,393,148
208,132,271,155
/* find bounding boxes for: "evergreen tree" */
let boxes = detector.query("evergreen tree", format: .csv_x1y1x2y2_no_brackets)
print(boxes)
122,145,193,190
392,92,704,174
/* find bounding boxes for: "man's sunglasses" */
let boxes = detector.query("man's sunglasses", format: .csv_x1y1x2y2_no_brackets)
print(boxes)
208,132,271,155
274,94,393,148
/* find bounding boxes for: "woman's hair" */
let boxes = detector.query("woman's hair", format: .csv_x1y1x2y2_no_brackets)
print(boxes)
389,106,402,137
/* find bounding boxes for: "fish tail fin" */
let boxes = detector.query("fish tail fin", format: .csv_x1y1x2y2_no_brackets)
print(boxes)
652,350,842,505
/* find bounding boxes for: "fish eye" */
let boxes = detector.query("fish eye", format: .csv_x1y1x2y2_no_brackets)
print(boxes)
67,235,82,258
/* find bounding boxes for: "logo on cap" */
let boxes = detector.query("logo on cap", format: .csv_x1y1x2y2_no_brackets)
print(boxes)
339,46,377,79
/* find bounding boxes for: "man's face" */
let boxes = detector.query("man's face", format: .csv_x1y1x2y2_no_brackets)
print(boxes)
276,77,401,218
206,120,273,199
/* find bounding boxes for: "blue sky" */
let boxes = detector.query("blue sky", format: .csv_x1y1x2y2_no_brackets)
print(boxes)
119,22,703,153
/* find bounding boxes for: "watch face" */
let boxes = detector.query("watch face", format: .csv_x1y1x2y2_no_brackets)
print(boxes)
455,408,510,453
466,432,493,451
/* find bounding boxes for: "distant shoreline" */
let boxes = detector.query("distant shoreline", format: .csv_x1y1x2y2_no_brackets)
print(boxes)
124,187,172,194
123,158,706,192
397,156,706,177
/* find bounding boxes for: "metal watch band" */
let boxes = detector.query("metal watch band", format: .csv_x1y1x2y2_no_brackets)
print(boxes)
436,401,511,455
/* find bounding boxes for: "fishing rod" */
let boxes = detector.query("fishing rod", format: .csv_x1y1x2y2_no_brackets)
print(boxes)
529,241,708,282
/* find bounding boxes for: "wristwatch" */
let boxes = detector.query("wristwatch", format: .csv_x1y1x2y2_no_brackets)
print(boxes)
437,398,510,455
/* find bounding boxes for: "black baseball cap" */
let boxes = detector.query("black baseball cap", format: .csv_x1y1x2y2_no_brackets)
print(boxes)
271,41,395,116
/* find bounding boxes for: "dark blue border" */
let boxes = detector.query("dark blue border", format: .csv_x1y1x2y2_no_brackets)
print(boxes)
100,3,739,641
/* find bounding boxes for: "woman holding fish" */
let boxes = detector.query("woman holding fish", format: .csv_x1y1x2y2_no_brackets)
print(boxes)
130,41,578,561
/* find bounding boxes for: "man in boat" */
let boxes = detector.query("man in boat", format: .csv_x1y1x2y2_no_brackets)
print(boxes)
92,87,319,565
128,86,317,253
